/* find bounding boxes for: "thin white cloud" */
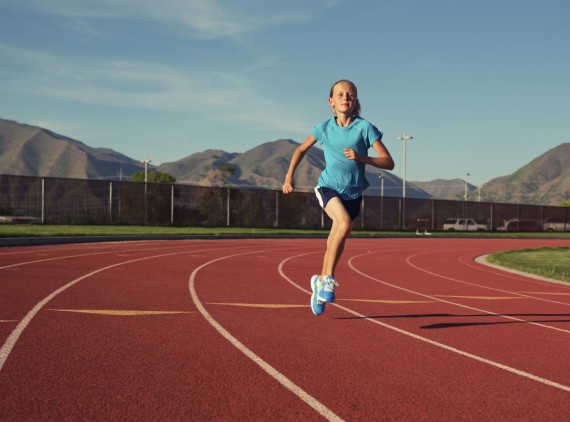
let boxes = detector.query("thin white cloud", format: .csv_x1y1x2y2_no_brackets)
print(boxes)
0,43,308,133
3,0,341,40
0,0,338,135
29,119,89,141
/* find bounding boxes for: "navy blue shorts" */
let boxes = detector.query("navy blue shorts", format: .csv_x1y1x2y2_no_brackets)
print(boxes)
314,186,362,221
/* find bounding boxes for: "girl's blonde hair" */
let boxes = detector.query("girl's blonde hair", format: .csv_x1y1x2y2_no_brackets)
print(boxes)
329,79,361,117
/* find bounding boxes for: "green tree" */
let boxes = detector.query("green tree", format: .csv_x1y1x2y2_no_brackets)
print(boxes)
131,170,176,183
198,188,226,226
205,165,236,187
120,171,176,225
560,199,570,207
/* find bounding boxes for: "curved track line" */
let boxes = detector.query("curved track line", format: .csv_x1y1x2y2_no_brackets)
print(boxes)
278,252,570,393
0,248,216,373
405,251,570,307
188,249,344,422
0,251,116,270
354,251,570,334
0,242,140,256
467,254,570,288
0,243,238,271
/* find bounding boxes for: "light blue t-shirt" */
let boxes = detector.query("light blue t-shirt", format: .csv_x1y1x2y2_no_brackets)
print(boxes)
312,116,383,200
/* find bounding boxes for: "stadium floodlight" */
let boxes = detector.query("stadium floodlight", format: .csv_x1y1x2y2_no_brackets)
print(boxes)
464,171,471,201
379,173,385,229
141,158,151,183
378,173,385,197
396,131,413,198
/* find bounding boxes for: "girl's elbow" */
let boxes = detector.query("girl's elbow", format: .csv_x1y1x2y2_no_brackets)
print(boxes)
383,158,395,170
296,145,310,156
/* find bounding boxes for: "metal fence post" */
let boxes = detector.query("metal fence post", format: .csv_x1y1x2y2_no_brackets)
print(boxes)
109,182,113,223
226,188,230,226
41,178,45,224
380,194,384,230
361,196,365,228
170,184,174,225
144,181,148,225
275,191,279,227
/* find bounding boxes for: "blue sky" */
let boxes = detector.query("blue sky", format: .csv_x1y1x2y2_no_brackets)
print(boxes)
1,0,568,188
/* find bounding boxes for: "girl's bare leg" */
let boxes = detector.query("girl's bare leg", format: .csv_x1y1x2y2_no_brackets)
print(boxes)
321,197,352,277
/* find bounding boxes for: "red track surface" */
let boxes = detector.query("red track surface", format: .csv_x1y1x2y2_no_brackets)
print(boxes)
1,237,570,420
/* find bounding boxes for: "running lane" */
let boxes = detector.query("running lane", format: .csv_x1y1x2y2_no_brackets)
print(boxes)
1,238,569,420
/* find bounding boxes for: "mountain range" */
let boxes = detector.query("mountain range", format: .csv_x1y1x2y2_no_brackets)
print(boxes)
1,117,568,205
0,118,144,179
157,139,429,198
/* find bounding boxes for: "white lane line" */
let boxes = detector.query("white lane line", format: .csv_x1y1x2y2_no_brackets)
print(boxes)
277,252,570,394
470,254,570,288
406,251,570,308
189,250,345,422
363,252,570,334
0,247,230,373
0,243,224,271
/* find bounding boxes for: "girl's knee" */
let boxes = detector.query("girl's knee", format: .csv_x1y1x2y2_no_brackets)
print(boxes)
334,219,352,236
343,222,353,237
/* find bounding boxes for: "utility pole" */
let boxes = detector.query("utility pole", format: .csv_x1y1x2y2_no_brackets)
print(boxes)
396,131,413,198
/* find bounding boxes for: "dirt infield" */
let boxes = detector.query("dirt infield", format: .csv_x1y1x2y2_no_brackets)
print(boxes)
1,237,570,420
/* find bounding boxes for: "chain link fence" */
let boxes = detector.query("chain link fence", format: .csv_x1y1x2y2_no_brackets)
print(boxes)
0,174,568,231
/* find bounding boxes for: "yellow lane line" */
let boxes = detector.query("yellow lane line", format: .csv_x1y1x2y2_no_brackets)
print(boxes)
207,303,307,308
435,295,523,300
209,300,435,307
521,292,570,296
339,299,434,304
47,309,192,316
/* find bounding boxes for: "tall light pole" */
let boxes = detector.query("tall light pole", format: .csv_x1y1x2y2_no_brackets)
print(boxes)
141,158,151,182
464,171,470,201
397,131,413,198
141,158,151,225
379,173,384,229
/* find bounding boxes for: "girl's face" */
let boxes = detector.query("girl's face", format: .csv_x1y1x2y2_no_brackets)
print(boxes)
329,81,357,116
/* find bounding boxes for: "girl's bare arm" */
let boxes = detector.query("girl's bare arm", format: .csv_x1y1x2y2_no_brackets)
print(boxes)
344,139,395,170
283,135,317,194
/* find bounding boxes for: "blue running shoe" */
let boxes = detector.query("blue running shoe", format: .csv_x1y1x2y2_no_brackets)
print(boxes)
310,275,326,316
317,276,338,303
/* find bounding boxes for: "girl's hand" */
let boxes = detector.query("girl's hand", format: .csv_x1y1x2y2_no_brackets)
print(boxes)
344,148,359,161
282,180,295,194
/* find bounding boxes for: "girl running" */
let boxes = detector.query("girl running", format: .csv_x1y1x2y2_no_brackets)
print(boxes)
282,79,395,316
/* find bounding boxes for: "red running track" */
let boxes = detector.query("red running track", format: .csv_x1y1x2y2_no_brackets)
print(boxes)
1,237,570,420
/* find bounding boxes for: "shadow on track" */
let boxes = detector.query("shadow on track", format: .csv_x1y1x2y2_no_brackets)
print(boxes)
334,313,570,329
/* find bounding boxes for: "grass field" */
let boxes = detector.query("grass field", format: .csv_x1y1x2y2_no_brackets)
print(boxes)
2,224,570,238
487,247,570,283
0,224,331,238
1,224,569,283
